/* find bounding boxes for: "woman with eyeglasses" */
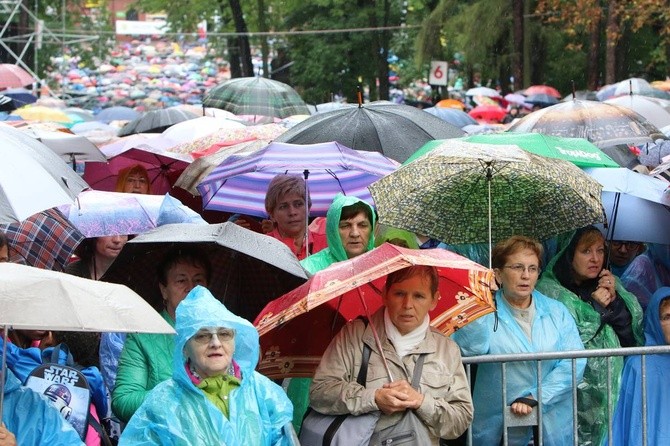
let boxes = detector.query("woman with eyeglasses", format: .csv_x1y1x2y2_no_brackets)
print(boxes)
452,235,586,446
119,286,296,445
536,226,643,446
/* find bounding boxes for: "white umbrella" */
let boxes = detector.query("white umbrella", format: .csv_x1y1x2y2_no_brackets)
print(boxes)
20,127,108,167
161,116,246,145
465,86,502,98
0,124,89,223
605,95,670,129
0,262,175,418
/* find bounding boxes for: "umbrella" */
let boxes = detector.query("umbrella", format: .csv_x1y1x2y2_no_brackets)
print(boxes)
167,123,286,157
0,208,84,271
435,99,465,109
95,106,141,124
468,104,507,123
604,95,670,129
524,93,559,108
253,243,495,379
203,76,310,119
369,141,604,266
453,132,620,168
0,64,35,89
584,167,670,245
504,93,527,106
423,107,478,128
197,141,399,217
612,78,655,97
10,106,73,124
1,88,37,107
20,127,107,167
507,99,665,148
118,108,199,136
561,90,598,102
101,222,309,323
59,190,205,237
274,101,464,163
465,87,501,98
0,124,89,223
161,116,246,145
0,95,15,112
83,145,190,195
524,85,561,98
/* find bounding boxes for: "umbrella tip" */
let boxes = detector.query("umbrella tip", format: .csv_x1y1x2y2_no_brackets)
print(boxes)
571,80,576,100
357,86,363,107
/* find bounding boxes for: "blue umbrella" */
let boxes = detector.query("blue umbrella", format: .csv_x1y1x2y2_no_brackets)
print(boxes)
95,106,141,123
423,107,477,128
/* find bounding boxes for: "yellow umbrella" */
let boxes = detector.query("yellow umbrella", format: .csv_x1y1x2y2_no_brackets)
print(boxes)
11,105,73,124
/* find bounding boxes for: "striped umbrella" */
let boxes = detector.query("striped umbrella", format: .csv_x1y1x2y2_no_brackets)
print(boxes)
203,77,309,119
197,141,399,217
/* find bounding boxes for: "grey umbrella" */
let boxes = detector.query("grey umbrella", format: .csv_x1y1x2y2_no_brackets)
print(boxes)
275,101,464,163
117,108,199,136
423,107,478,129
101,222,309,323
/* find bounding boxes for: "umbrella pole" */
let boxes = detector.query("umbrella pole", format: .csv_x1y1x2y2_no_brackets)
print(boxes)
0,325,8,421
357,288,394,382
605,192,621,269
486,162,493,269
303,169,310,258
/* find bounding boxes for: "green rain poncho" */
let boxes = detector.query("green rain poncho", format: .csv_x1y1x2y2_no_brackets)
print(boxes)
535,230,643,446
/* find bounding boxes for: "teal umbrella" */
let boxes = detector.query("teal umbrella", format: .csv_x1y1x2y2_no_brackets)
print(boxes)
405,132,619,168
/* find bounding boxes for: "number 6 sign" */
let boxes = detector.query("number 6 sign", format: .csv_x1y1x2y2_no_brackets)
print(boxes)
429,61,448,86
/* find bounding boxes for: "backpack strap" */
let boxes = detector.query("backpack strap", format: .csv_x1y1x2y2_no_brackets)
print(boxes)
88,414,114,446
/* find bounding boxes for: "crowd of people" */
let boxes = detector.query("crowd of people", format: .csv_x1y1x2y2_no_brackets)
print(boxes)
2,156,670,446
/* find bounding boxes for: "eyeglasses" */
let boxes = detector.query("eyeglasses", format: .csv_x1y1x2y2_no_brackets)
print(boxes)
192,328,235,344
502,264,541,274
609,241,641,250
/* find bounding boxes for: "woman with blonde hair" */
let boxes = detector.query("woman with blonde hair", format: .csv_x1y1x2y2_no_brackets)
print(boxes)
115,165,151,194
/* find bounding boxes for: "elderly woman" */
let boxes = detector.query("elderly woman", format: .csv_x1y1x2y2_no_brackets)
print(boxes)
264,174,325,260
112,246,211,423
308,265,473,444
452,235,586,445
115,164,151,194
119,286,295,445
536,226,644,446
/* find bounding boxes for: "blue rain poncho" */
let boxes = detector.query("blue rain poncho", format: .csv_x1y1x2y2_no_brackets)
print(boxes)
1,366,85,445
451,290,586,446
611,287,670,445
119,286,295,446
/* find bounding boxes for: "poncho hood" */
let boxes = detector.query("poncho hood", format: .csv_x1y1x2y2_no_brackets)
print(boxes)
644,287,670,346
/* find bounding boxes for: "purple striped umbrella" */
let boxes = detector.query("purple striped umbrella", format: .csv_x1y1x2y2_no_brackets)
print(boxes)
197,141,399,217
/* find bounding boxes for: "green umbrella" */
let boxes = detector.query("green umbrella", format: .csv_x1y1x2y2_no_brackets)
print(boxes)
370,140,604,266
404,132,619,167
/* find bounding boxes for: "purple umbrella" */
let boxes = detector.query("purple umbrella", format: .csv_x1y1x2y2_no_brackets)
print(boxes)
197,141,399,217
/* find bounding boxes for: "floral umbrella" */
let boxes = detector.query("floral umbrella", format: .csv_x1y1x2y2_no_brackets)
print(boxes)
167,123,286,156
254,243,494,379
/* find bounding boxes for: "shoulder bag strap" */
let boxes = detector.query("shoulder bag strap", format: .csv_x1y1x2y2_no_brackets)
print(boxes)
410,354,427,389
357,342,372,386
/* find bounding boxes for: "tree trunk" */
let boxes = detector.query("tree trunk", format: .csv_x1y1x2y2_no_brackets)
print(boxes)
376,0,391,100
511,0,524,91
586,11,602,90
228,0,254,77
604,0,620,85
257,0,269,78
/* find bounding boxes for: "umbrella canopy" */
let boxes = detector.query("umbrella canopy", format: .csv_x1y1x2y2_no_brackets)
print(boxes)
20,127,107,165
584,167,670,245
465,87,501,98
452,132,619,168
59,190,205,237
0,208,84,271
612,78,655,98
524,85,561,98
468,104,507,123
197,141,399,217
435,99,465,109
1,88,37,108
161,116,246,145
507,99,665,148
101,222,309,322
167,123,286,157
0,125,89,223
274,101,464,163
0,64,35,89
203,76,310,119
524,93,559,108
253,243,495,379
423,107,477,128
118,108,198,136
11,106,73,124
604,95,670,129
95,106,141,123
369,141,604,263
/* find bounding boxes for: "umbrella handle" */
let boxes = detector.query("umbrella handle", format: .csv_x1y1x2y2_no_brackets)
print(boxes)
0,325,7,422
303,170,310,258
357,288,394,382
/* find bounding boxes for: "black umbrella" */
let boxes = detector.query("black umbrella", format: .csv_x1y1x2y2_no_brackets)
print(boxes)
274,101,464,163
524,93,559,108
0,94,15,112
117,108,199,136
101,222,309,322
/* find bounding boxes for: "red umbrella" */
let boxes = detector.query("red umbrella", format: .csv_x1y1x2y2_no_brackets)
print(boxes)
0,64,35,89
524,85,561,98
253,243,494,379
468,104,507,123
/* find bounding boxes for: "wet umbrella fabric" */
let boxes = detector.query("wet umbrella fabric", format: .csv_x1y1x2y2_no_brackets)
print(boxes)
0,208,84,271
604,95,670,129
101,222,308,323
197,141,399,217
203,76,309,119
0,124,89,223
423,107,477,128
0,64,35,89
253,243,495,379
369,141,604,257
95,106,141,123
118,108,199,136
274,101,464,163
508,99,665,148
20,127,107,165
524,85,561,98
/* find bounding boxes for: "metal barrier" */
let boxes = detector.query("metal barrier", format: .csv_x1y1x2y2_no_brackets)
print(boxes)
460,345,670,446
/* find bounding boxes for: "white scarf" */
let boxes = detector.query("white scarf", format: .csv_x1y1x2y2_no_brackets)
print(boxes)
384,309,430,358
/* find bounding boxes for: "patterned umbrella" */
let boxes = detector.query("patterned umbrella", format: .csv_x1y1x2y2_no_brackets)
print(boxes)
203,77,309,119
0,208,84,271
369,141,604,265
167,123,286,156
508,99,665,148
197,141,399,217
253,243,495,379
0,64,35,89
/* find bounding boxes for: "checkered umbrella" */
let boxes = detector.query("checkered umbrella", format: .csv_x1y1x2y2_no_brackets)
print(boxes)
0,64,35,89
203,77,309,119
0,208,84,271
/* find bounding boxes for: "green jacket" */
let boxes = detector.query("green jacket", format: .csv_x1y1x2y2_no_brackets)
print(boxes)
536,237,643,446
112,310,176,423
300,194,376,274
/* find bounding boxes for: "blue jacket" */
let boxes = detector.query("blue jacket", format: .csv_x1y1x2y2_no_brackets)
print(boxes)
120,286,295,445
451,290,586,446
611,287,670,445
2,366,84,445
